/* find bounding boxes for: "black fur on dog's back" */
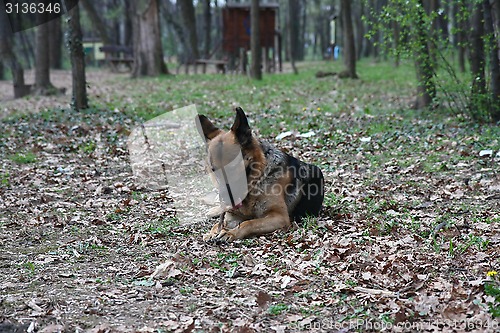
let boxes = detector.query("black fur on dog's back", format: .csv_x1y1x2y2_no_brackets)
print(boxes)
259,139,324,223
286,155,324,222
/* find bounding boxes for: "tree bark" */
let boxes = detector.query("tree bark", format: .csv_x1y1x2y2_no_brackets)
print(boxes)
251,0,262,79
0,8,30,97
299,0,306,60
203,0,211,58
178,0,199,62
124,0,133,46
80,0,113,45
492,0,500,51
340,0,357,78
469,2,486,111
428,0,439,66
392,21,400,67
413,0,436,109
49,16,63,69
289,0,301,61
454,1,466,72
67,3,88,110
19,30,34,68
35,16,55,94
483,0,500,121
356,1,365,60
288,0,298,74
131,0,169,77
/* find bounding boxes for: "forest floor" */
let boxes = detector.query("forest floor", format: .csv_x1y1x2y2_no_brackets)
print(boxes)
0,61,499,332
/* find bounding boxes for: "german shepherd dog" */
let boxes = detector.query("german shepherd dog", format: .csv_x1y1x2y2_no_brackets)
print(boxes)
196,107,324,242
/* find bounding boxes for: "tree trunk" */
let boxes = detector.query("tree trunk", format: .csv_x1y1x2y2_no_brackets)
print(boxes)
178,0,199,62
392,21,400,67
67,3,88,110
49,17,63,69
483,0,500,121
251,0,262,79
203,0,211,58
413,0,436,109
340,0,357,78
299,0,306,60
19,30,34,68
0,61,4,80
289,0,301,61
124,0,133,46
131,0,169,77
80,0,113,45
0,2,30,97
363,0,374,58
356,1,365,60
285,0,299,75
492,0,500,51
428,0,439,66
469,2,486,113
35,17,55,95
454,1,466,72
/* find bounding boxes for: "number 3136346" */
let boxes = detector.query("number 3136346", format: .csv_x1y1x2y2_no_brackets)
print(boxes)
5,2,61,14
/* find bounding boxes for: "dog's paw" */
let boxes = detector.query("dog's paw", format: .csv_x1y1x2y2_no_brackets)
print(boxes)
203,232,214,242
214,229,236,243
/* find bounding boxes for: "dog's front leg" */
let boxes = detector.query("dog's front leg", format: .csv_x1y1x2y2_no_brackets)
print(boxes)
215,211,290,242
203,212,243,241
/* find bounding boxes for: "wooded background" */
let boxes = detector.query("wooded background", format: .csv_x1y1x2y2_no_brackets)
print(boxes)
0,0,499,122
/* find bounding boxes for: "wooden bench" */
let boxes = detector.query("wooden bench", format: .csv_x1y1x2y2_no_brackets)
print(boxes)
99,45,134,72
194,59,227,74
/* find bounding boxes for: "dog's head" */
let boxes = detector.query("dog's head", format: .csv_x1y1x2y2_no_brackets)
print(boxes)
196,107,263,209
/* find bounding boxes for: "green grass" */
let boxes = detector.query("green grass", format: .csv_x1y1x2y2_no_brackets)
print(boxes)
484,281,500,318
268,303,290,315
142,217,180,236
0,172,9,187
9,151,37,164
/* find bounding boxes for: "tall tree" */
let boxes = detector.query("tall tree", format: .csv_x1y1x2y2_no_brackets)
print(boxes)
454,1,467,72
49,17,63,69
178,0,199,62
251,0,262,80
131,0,169,77
35,17,56,95
469,2,486,114
340,0,358,78
124,0,133,46
203,0,211,58
80,0,113,45
67,3,88,109
413,0,436,108
482,0,500,121
299,0,306,60
289,0,301,61
0,4,29,97
288,0,298,74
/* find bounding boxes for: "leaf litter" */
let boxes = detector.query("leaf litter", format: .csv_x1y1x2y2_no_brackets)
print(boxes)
0,66,499,332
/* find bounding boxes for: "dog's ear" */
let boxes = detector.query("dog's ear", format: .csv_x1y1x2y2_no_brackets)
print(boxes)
196,114,221,141
231,107,253,146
